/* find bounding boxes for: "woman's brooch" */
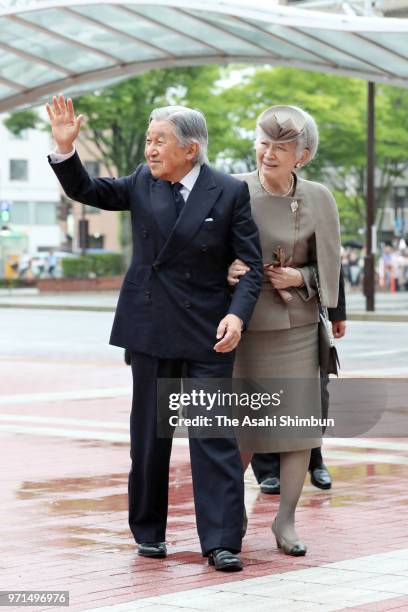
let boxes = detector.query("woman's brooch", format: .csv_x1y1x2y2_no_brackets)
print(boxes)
290,200,299,214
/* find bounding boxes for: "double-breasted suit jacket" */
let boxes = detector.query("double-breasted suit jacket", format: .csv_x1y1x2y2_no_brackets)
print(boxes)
49,153,263,362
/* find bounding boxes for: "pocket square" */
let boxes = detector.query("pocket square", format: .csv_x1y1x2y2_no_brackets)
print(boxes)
204,217,214,222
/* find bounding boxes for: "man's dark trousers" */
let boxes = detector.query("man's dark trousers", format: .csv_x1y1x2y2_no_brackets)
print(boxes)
128,352,244,557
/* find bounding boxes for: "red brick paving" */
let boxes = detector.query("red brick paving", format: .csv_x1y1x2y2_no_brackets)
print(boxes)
344,597,408,611
2,357,408,611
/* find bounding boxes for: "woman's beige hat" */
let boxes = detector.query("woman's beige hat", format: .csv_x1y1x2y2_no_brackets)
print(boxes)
258,105,306,143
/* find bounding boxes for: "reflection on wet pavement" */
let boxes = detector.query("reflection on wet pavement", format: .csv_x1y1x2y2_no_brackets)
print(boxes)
2,390,408,609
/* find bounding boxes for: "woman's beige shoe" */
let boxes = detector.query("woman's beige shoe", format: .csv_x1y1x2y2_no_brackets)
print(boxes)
271,519,307,556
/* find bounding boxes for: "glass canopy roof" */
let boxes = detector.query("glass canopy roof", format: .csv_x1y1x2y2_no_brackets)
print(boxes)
1,0,408,111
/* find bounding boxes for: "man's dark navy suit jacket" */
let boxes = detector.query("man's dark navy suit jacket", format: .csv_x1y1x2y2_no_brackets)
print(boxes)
49,153,263,362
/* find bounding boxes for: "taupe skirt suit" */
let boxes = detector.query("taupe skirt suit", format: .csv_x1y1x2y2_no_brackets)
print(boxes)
233,171,341,452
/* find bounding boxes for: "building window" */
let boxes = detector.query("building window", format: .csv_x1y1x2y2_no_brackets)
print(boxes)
10,201,30,225
34,202,57,225
88,234,104,249
9,159,28,181
84,161,100,177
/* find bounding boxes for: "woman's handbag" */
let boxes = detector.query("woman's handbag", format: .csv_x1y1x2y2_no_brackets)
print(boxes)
314,268,340,376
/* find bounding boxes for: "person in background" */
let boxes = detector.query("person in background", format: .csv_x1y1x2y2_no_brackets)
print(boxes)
47,250,57,277
18,253,31,278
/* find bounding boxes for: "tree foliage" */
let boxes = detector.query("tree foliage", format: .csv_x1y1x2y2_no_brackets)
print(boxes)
75,66,223,176
214,66,408,241
4,109,39,135
6,64,408,246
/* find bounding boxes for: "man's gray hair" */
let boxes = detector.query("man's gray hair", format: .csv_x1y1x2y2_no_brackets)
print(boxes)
255,106,319,165
149,105,208,165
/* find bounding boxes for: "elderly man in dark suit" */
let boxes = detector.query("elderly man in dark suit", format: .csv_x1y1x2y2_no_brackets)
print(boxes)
46,95,263,571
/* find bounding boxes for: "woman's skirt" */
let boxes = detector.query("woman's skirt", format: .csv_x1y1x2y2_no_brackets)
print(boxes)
233,323,321,453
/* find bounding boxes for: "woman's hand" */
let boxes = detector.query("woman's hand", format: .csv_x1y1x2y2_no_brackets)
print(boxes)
264,265,303,289
332,320,346,339
227,258,250,286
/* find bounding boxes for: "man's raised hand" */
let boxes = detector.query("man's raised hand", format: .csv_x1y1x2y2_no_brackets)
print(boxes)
45,94,83,154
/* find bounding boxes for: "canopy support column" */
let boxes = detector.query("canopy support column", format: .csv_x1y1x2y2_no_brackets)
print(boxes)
364,81,376,311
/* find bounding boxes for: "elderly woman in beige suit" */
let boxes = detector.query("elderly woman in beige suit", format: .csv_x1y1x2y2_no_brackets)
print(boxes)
230,105,341,556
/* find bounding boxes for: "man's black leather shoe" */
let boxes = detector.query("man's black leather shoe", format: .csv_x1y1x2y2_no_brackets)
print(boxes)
260,476,280,494
310,465,332,490
138,542,167,558
208,549,243,571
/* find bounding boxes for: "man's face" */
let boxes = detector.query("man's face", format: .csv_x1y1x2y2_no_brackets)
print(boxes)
145,120,196,182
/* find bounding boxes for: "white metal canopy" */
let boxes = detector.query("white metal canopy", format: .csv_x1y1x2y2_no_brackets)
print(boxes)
1,0,408,112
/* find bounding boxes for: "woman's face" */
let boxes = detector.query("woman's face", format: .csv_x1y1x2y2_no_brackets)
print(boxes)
256,137,300,181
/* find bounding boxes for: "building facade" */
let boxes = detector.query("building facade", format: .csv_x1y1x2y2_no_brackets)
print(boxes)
0,113,121,271
65,138,121,253
0,113,61,256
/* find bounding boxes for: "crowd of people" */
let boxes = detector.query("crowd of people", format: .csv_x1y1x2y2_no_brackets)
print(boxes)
378,243,408,291
11,251,57,279
341,243,408,291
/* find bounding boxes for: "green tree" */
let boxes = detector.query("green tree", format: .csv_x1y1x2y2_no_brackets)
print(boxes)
215,66,408,242
7,65,408,246
4,66,232,257
74,66,226,253
75,65,224,176
4,109,39,134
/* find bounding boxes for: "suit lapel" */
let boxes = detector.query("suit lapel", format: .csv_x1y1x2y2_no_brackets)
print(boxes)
150,178,177,240
156,165,223,265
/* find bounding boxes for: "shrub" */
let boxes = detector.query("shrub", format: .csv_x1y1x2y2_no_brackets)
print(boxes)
0,278,35,288
61,253,124,278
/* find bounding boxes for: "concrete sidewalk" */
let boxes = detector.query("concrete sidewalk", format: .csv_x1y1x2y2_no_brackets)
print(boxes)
0,288,408,321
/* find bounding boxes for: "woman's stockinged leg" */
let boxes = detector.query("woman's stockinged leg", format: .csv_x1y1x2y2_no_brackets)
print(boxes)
275,449,311,542
240,452,253,538
240,452,253,473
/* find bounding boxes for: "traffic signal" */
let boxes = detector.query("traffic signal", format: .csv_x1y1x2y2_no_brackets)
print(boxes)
79,219,89,249
0,201,11,225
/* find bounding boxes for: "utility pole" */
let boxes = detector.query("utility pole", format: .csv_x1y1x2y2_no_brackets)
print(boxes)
364,82,376,311
79,203,88,256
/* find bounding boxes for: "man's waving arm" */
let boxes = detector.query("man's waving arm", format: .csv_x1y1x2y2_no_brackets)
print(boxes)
46,94,132,211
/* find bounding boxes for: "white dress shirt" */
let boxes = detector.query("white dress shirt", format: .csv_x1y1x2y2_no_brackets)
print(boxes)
175,163,200,202
49,146,76,164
